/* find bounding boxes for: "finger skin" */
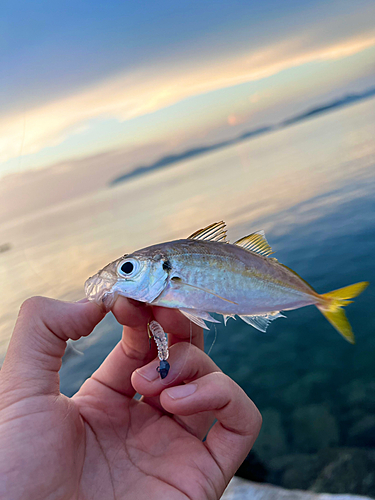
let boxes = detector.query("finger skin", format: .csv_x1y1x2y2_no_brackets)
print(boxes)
132,342,220,396
132,343,220,438
111,297,204,350
87,297,204,397
81,297,155,397
153,306,204,350
0,297,105,403
160,372,262,482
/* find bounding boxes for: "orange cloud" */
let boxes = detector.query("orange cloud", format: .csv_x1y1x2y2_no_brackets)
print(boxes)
1,32,374,168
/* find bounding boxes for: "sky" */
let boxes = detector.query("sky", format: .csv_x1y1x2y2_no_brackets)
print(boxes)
1,0,375,179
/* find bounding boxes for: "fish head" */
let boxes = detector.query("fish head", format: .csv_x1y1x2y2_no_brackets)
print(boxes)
85,252,169,310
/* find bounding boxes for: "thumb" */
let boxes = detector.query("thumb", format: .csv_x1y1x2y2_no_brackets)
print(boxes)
0,296,105,403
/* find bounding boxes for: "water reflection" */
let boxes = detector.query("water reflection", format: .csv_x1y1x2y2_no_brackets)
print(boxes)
0,98,374,356
1,95,374,494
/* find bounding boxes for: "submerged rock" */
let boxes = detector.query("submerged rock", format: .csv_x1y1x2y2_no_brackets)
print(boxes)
266,448,375,497
269,453,323,491
347,415,375,447
222,476,373,500
253,408,288,462
282,372,331,407
292,405,339,453
341,381,375,412
235,451,268,483
311,448,375,496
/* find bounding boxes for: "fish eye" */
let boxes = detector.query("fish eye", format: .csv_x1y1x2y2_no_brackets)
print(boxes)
117,258,140,278
121,261,134,274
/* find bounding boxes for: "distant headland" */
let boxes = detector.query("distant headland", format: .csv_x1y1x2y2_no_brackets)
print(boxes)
110,86,375,187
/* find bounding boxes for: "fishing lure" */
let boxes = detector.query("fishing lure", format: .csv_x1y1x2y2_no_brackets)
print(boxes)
148,320,170,379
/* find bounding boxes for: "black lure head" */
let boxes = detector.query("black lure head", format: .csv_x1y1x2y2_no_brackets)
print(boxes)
157,360,170,379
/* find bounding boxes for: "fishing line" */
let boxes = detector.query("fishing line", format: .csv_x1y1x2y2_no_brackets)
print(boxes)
206,323,218,357
162,319,193,387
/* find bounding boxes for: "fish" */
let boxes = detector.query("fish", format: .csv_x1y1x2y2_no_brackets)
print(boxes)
85,221,369,343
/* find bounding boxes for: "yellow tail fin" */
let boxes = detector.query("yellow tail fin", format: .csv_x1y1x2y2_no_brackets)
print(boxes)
317,282,369,344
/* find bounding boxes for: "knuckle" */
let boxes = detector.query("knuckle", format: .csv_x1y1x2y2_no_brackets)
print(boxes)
211,370,229,385
120,338,152,363
211,371,263,435
242,399,262,437
253,405,263,431
19,296,46,316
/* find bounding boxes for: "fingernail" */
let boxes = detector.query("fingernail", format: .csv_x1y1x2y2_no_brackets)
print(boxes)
136,364,160,382
165,384,197,399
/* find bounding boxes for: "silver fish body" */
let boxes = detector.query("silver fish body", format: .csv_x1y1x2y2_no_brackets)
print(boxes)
136,239,316,314
85,222,368,339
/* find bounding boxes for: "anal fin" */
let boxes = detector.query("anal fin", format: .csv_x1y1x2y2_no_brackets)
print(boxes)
239,312,285,332
179,308,220,330
223,314,236,326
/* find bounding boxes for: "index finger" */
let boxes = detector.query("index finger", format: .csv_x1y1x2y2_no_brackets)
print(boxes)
1,297,105,402
111,297,204,350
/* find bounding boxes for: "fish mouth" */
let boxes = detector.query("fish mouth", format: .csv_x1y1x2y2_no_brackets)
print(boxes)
84,274,118,311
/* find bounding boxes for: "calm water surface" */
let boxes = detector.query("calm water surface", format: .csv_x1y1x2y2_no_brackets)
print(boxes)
1,97,374,489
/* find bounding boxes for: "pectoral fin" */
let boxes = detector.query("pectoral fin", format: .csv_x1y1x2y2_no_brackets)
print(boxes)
239,311,285,332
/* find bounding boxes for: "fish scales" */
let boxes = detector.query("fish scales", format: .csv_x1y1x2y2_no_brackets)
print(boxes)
85,221,368,342
140,239,316,315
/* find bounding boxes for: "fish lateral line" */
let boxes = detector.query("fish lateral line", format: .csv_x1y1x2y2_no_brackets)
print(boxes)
171,276,238,305
85,221,370,344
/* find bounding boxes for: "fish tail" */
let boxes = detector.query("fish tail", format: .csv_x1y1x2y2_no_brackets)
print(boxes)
316,281,369,344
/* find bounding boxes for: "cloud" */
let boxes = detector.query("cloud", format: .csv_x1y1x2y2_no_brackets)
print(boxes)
1,32,375,167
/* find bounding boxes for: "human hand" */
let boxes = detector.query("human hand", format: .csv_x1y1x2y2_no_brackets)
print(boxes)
0,296,261,500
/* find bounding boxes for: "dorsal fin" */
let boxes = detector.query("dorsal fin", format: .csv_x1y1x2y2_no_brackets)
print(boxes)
188,221,227,242
234,230,274,257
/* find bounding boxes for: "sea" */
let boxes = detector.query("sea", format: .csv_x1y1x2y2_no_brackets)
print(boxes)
1,96,375,494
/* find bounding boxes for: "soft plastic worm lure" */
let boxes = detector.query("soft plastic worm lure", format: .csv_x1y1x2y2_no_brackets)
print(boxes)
148,320,170,379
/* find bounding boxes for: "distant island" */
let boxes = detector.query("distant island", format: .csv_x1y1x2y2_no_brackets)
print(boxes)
110,86,375,187
282,87,375,126
0,243,11,254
